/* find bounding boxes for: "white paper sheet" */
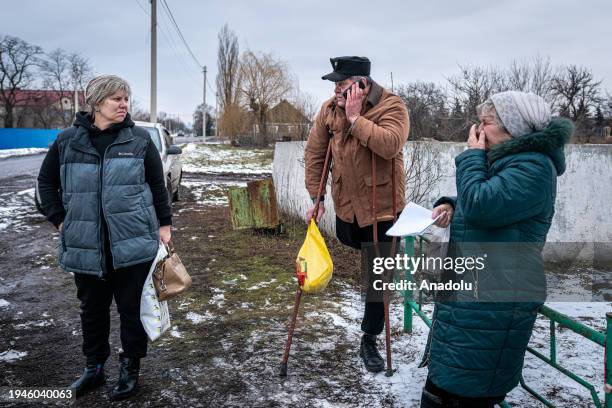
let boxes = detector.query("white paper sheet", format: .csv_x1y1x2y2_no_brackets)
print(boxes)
386,202,441,237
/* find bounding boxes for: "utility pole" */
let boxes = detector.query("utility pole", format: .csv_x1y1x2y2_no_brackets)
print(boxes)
202,65,207,138
73,88,79,119
390,72,394,93
150,0,157,123
215,92,219,138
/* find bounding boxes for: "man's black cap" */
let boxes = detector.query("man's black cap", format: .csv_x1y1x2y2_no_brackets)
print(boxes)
321,56,371,82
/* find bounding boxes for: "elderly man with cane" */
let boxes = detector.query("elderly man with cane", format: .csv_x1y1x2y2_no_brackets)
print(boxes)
303,56,410,373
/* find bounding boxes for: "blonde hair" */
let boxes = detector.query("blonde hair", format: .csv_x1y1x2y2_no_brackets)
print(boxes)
85,75,131,112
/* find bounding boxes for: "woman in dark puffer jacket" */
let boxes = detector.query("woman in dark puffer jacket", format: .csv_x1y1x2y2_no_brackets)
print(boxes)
420,91,573,407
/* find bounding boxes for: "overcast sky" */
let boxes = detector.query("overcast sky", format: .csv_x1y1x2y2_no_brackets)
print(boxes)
3,0,611,126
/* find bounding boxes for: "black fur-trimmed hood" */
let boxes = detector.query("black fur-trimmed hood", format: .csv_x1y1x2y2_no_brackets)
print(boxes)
487,117,574,176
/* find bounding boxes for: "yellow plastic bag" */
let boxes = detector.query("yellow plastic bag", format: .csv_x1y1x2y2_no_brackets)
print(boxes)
295,219,333,293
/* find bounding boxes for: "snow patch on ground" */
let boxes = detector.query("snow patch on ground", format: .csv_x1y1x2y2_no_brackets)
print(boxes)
505,301,610,406
0,349,28,362
170,326,183,338
0,188,38,232
182,179,246,207
181,143,272,175
185,311,214,324
0,148,48,159
269,279,609,407
14,319,54,329
246,279,277,290
210,291,225,307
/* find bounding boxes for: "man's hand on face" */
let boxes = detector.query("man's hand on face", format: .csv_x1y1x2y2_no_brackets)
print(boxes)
345,80,366,124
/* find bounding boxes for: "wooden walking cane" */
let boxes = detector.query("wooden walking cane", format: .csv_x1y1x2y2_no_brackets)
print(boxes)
371,151,398,377
280,140,333,377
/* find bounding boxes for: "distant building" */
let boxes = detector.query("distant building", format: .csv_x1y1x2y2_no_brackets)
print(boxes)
604,126,612,144
252,99,312,142
0,89,85,128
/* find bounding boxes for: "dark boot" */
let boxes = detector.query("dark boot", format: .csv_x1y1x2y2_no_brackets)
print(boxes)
360,333,385,373
110,357,140,401
70,363,106,397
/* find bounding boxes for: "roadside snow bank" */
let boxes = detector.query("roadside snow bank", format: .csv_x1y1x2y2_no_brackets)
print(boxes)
0,148,48,159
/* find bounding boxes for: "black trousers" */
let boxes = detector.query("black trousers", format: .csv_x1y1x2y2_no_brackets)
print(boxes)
74,259,152,365
420,378,505,408
335,215,398,336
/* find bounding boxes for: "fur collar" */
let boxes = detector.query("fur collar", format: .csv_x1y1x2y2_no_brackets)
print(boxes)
487,117,574,175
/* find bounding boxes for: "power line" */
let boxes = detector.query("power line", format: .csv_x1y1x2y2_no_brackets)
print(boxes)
206,77,214,96
133,0,201,86
159,0,202,68
158,24,202,82
134,0,149,15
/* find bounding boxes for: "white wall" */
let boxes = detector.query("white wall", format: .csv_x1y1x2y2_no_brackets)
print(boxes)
273,141,612,260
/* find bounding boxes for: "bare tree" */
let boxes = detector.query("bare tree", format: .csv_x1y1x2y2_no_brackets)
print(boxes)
603,93,612,119
551,65,602,121
239,50,293,146
445,64,507,141
396,82,447,141
405,141,445,206
551,65,602,142
215,24,241,112
0,35,43,127
68,52,93,107
193,103,216,137
32,49,93,128
39,48,73,127
447,64,506,118
507,55,555,103
218,103,248,143
215,24,243,141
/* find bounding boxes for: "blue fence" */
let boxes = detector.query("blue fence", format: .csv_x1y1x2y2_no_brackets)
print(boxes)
0,128,61,150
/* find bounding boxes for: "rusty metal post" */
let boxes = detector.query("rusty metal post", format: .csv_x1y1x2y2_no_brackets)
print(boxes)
228,178,280,230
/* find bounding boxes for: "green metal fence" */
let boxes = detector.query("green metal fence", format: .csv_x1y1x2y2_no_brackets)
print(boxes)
400,236,611,407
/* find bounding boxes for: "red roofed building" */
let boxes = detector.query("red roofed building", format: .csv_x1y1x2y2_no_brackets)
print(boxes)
0,88,85,128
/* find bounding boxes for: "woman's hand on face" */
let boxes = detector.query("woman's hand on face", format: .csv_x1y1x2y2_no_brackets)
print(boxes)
467,124,486,150
159,225,171,245
432,204,454,228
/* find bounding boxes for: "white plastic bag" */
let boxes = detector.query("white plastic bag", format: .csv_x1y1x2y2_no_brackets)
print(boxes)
140,243,171,341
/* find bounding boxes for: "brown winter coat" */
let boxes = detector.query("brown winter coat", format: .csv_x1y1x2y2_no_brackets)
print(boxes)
305,81,410,227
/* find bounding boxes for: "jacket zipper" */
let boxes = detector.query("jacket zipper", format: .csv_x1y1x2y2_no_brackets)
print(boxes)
99,137,134,275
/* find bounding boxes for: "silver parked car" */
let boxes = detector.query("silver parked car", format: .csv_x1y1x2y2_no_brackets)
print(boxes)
134,121,183,202
35,122,183,214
